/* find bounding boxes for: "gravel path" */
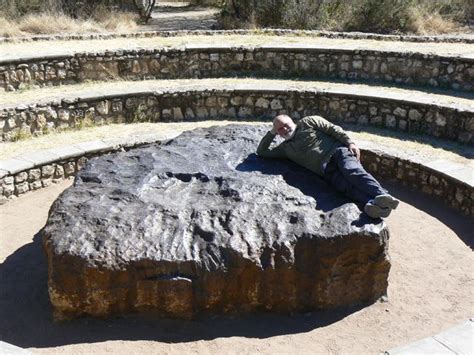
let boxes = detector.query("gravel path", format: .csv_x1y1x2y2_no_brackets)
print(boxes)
137,2,219,32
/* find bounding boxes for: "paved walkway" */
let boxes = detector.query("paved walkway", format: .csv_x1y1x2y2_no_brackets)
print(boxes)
0,341,31,354
386,318,473,354
4,320,472,354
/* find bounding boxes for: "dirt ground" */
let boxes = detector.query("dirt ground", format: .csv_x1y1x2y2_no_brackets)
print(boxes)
138,2,219,32
0,177,472,355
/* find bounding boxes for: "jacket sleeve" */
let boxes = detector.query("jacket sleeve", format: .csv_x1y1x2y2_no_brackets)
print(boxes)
256,131,286,158
304,116,354,145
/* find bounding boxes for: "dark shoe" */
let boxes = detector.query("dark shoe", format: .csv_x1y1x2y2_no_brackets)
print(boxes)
374,194,399,210
364,201,391,218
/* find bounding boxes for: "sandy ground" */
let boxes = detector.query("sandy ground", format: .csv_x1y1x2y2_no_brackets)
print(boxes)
0,177,473,355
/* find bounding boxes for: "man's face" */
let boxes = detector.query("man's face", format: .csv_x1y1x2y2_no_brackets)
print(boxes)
274,117,295,139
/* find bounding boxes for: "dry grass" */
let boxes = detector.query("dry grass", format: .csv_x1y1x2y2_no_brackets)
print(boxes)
408,5,461,34
93,8,140,32
221,0,470,35
0,10,138,38
13,13,101,35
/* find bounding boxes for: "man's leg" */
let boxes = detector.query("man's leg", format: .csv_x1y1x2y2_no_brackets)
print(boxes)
331,147,388,199
324,147,398,218
323,154,373,205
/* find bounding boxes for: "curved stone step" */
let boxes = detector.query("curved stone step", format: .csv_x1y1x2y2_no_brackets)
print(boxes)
1,79,472,143
0,124,472,217
1,29,473,45
0,36,472,92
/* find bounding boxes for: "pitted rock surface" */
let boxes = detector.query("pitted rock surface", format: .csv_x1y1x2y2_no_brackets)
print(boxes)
42,124,390,320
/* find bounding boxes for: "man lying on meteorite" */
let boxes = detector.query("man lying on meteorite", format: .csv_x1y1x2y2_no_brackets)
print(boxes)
257,114,399,218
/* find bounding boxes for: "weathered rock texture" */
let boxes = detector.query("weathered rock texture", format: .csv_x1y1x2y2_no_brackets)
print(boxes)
42,125,390,320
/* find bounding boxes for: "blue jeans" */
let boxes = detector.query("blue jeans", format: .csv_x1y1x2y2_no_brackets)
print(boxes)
323,147,387,205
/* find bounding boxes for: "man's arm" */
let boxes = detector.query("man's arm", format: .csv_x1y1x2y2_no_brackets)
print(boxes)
304,115,360,160
256,131,286,158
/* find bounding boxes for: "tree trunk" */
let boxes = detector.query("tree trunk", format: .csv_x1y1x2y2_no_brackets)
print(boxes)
133,0,156,23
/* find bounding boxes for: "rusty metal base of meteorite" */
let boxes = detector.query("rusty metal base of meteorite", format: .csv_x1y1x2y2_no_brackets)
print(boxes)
42,124,390,320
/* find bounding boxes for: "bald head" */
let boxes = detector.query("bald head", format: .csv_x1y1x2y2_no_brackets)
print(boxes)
273,115,296,139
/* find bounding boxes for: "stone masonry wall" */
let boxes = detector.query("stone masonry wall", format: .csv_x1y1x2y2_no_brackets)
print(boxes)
1,47,473,93
361,150,473,216
1,89,473,143
0,157,86,200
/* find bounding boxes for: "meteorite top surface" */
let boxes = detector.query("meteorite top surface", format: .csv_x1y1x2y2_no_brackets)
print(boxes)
43,124,386,270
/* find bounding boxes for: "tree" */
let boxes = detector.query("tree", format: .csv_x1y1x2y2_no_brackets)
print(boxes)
133,0,156,23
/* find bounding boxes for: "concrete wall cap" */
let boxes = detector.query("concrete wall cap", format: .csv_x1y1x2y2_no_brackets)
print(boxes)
16,150,60,167
0,158,34,174
425,159,474,187
0,53,75,66
51,146,86,160
425,159,466,173
447,168,474,188
73,140,113,154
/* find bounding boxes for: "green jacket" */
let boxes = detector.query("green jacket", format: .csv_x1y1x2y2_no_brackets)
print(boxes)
256,115,353,176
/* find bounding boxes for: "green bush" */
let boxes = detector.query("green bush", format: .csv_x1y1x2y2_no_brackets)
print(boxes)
282,0,324,29
220,0,471,33
0,0,139,18
0,0,48,17
190,0,225,6
344,0,416,34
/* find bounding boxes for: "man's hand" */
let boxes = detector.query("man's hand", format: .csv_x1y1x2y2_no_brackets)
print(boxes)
348,143,360,160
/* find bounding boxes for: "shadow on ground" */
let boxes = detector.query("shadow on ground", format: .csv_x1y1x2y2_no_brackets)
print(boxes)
1,180,472,349
384,180,474,250
154,4,202,12
0,231,363,348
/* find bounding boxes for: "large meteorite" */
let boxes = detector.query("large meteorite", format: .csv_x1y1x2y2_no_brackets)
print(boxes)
42,124,390,320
